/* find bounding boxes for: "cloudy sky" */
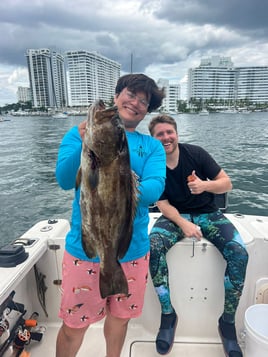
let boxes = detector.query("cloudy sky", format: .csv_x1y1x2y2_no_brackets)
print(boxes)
1,0,268,106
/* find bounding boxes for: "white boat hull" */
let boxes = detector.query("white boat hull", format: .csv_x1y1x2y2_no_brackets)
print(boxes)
1,213,268,356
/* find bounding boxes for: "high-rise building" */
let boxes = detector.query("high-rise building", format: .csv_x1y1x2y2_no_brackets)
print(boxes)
188,56,268,105
26,48,68,108
17,86,31,103
235,67,268,104
157,79,181,112
188,56,236,103
65,51,121,106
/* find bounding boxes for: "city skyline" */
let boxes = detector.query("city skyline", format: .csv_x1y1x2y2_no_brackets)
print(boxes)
24,48,180,111
1,0,268,105
5,51,268,111
188,56,268,105
25,49,121,108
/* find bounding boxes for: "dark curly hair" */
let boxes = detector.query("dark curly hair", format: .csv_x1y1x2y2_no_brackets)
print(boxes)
115,74,165,112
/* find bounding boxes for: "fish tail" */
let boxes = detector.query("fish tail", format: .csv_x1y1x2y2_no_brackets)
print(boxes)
99,263,128,298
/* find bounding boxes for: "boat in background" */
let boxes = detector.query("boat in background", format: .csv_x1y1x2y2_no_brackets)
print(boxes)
52,113,68,119
0,116,11,122
0,212,268,356
219,108,238,114
199,108,209,115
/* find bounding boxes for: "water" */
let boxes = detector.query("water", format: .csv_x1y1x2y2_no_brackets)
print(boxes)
0,112,267,247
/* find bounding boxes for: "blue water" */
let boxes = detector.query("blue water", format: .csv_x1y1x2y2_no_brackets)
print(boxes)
0,112,267,247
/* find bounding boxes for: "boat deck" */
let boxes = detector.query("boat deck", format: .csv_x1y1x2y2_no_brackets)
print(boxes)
1,213,268,356
21,322,227,357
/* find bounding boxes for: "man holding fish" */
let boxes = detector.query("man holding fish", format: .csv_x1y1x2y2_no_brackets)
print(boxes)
55,74,166,357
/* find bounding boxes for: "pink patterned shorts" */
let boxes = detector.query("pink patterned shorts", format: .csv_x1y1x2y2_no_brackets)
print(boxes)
58,251,150,328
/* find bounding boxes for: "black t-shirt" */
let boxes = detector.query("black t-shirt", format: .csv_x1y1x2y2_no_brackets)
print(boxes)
160,143,221,213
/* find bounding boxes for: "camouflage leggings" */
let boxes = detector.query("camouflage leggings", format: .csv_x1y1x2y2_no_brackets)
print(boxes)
149,210,248,322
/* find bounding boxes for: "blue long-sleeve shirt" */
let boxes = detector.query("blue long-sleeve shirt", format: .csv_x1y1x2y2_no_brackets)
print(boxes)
55,126,166,262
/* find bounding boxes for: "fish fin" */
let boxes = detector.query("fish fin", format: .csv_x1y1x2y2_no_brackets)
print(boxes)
117,171,139,259
119,129,127,152
127,170,140,228
99,263,128,298
98,99,105,110
82,230,97,258
75,167,82,190
131,170,140,208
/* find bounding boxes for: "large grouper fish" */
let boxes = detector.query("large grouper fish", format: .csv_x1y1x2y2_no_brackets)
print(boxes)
76,100,138,298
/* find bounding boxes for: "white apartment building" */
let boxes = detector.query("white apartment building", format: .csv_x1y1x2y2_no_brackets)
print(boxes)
65,51,120,107
157,79,181,112
188,56,268,105
26,49,68,108
236,66,268,104
188,56,235,103
17,86,31,103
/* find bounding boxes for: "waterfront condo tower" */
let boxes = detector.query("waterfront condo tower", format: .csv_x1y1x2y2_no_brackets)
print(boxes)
157,78,181,113
26,48,68,109
188,56,268,107
17,86,31,103
65,50,121,107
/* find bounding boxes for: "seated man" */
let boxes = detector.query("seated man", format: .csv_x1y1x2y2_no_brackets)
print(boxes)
148,114,248,356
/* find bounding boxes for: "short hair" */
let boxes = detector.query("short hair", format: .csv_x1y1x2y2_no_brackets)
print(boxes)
148,114,177,136
115,74,165,112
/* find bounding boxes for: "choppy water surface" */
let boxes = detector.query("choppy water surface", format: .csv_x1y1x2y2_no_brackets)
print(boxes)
0,112,267,246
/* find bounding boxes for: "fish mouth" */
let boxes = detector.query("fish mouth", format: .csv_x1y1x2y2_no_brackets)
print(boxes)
91,105,118,124
94,99,106,110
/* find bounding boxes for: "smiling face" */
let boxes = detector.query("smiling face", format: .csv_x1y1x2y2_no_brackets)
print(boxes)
114,87,149,131
152,122,179,155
